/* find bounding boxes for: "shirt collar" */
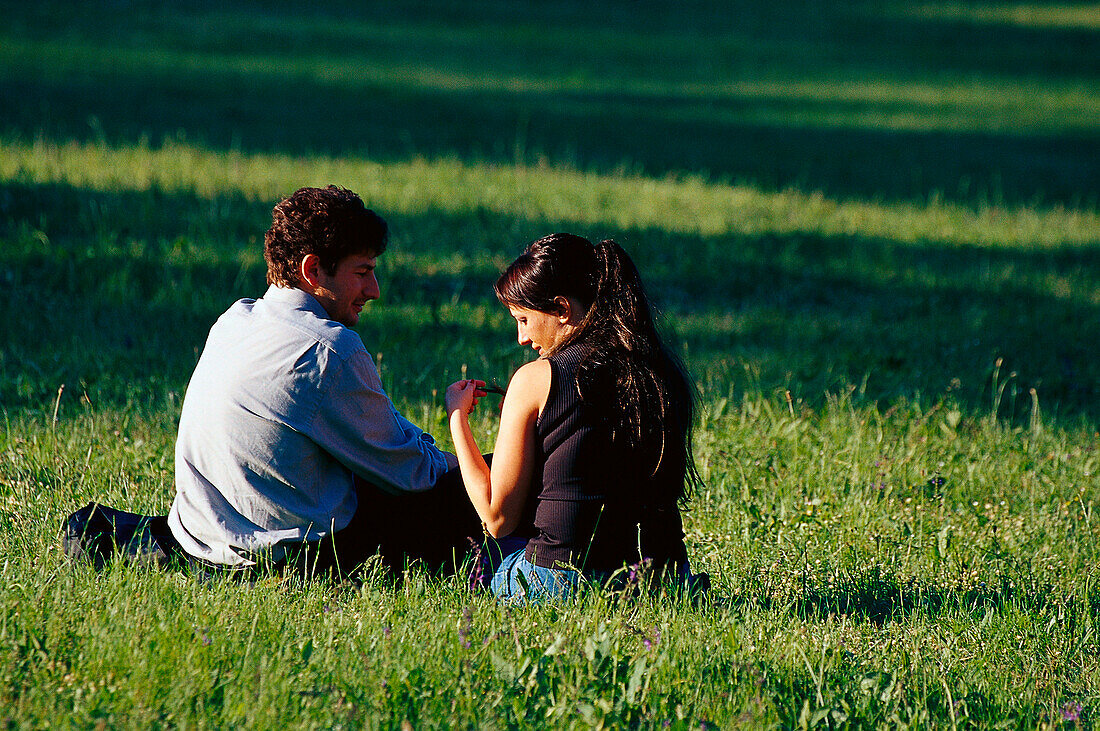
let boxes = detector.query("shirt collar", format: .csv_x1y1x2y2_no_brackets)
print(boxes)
261,285,332,321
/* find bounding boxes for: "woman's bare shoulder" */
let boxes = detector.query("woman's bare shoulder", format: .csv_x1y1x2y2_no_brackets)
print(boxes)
512,357,550,381
506,358,551,407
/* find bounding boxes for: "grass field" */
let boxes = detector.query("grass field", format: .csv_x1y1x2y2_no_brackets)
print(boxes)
2,1,1099,727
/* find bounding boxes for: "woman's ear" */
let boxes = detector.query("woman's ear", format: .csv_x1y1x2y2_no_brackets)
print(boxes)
552,296,573,322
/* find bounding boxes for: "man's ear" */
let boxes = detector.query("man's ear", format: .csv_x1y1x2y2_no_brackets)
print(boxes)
298,254,322,289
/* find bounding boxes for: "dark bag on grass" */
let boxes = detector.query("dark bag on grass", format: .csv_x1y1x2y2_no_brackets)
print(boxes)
61,502,182,569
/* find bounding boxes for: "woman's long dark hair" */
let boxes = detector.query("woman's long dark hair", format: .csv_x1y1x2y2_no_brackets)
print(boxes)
495,233,699,500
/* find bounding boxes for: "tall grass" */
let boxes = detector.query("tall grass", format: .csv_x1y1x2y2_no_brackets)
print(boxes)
3,390,1097,727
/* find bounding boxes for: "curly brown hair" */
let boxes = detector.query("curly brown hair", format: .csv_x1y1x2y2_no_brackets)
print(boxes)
263,186,388,287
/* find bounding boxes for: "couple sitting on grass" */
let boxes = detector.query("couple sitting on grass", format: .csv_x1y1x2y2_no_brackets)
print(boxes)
71,185,703,602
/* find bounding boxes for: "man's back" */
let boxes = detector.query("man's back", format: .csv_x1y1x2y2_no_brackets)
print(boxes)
168,285,453,566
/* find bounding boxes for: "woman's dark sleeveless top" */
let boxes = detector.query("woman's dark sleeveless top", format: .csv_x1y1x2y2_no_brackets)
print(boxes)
523,341,689,573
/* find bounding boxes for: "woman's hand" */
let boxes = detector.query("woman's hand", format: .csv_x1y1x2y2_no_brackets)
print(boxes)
445,379,487,415
447,361,547,538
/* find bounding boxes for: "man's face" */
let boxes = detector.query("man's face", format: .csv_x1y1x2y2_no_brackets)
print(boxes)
312,253,380,327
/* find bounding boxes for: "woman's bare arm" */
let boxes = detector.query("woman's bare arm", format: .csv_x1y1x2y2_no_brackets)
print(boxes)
446,359,550,537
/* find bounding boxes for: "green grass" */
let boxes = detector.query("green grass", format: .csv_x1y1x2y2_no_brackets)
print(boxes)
2,0,1098,203
2,1,1099,727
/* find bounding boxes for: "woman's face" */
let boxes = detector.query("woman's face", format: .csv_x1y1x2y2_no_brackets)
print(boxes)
507,303,576,356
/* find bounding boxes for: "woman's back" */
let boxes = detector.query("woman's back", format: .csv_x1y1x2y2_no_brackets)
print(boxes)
525,341,689,574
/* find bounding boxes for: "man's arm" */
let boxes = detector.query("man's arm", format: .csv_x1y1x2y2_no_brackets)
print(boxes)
309,349,454,493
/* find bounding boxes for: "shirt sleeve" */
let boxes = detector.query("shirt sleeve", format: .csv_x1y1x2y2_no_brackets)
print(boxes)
308,347,455,493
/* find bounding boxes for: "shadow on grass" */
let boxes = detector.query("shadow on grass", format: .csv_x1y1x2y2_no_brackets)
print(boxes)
3,180,1100,426
5,78,1095,208
716,574,1100,626
2,1,1097,206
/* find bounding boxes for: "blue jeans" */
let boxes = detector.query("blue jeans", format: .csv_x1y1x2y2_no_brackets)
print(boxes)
482,540,703,603
490,547,584,603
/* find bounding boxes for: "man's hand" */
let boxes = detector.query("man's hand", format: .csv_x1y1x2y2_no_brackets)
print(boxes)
445,379,487,415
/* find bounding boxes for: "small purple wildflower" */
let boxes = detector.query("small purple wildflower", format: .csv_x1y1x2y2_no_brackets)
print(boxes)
643,625,662,651
1061,701,1083,722
627,557,653,585
382,625,392,637
201,633,211,647
467,537,486,590
458,606,473,649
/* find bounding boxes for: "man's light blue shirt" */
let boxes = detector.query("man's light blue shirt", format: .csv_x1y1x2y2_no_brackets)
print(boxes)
168,285,456,566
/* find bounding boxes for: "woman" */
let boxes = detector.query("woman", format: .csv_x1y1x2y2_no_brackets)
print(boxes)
445,233,699,601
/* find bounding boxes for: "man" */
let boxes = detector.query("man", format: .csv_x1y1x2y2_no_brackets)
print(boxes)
165,185,480,575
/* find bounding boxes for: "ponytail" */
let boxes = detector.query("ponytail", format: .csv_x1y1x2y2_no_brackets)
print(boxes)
577,240,699,497
581,239,651,354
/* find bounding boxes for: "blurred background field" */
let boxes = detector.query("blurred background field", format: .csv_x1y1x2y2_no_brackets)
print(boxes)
1,1,1099,727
